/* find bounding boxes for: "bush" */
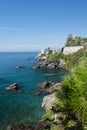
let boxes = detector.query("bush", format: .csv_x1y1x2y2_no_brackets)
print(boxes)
64,48,87,69
56,58,87,129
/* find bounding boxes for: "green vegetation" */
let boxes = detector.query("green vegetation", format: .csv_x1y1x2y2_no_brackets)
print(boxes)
41,53,46,57
41,35,87,129
45,36,87,69
65,34,87,47
46,47,87,69
56,58,87,129
41,109,53,121
46,51,63,62
63,48,87,69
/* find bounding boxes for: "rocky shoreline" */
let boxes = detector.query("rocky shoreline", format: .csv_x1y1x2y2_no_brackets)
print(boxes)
32,81,62,95
6,54,66,130
31,58,66,70
6,121,52,130
6,81,63,130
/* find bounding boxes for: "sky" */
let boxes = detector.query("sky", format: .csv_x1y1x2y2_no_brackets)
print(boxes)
0,0,87,52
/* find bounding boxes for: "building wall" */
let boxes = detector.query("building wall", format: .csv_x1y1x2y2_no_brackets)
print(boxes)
63,46,84,55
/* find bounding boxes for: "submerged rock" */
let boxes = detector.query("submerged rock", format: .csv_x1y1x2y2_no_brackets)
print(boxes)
44,73,55,76
32,89,42,96
24,58,30,61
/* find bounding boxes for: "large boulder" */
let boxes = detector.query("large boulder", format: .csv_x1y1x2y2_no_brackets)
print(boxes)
42,93,56,110
38,82,61,94
40,62,48,69
47,62,56,69
45,82,62,94
50,82,62,90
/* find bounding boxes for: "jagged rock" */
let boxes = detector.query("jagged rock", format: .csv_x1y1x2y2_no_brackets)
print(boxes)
37,82,62,94
42,93,56,110
32,81,57,96
6,83,21,92
37,81,54,89
15,66,22,69
31,60,59,70
47,62,56,69
35,54,46,61
44,82,62,94
31,66,40,70
40,62,48,69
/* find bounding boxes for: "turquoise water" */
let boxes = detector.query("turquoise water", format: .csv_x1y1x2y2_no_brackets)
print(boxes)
0,52,67,130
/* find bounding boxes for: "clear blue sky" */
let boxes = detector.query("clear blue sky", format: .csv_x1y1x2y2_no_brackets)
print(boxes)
0,0,87,51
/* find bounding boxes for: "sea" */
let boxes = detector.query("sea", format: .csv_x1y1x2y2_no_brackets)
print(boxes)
0,52,67,130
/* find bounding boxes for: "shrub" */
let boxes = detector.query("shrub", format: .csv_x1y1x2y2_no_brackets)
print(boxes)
56,58,87,129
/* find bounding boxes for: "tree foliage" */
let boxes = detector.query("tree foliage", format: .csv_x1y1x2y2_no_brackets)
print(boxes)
65,34,87,46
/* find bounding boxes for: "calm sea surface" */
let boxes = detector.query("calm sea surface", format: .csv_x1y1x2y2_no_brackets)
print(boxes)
0,52,67,130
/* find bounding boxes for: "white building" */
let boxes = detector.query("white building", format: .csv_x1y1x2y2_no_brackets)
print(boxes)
41,49,46,54
63,46,84,55
41,47,51,54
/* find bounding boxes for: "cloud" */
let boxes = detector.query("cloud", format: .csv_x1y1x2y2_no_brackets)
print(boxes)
0,26,24,31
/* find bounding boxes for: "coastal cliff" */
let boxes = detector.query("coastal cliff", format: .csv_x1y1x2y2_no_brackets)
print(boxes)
6,36,87,130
